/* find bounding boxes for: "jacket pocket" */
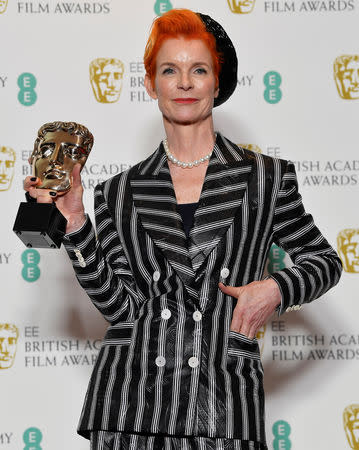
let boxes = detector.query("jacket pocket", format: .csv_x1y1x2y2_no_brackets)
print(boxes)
102,321,134,346
227,330,261,360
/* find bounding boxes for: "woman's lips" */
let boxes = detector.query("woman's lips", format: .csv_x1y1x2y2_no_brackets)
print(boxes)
173,98,198,104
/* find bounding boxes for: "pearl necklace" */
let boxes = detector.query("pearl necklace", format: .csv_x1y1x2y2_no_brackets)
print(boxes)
163,138,213,169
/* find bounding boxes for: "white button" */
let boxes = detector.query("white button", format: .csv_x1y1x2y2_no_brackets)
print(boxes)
153,271,160,282
155,356,166,367
188,356,199,368
286,307,292,313
220,268,230,279
192,311,202,322
293,305,301,311
78,256,85,262
79,261,86,268
74,249,81,255
161,309,171,320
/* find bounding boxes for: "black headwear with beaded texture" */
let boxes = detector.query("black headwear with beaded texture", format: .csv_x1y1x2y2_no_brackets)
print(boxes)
197,13,238,107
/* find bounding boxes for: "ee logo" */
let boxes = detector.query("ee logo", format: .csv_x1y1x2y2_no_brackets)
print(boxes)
264,71,282,104
18,73,37,106
21,249,40,282
23,427,43,450
268,244,286,274
154,0,172,16
273,420,291,450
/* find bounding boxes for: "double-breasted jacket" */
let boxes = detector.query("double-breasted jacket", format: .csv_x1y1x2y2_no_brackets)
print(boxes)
64,133,342,449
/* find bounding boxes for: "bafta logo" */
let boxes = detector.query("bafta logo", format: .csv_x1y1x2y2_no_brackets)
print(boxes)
90,58,124,103
0,0,8,14
227,0,256,14
334,55,359,100
0,324,19,370
343,404,359,449
239,144,262,154
337,229,359,273
0,147,16,191
256,325,266,353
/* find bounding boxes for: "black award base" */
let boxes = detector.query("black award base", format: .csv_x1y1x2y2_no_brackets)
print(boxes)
13,202,67,249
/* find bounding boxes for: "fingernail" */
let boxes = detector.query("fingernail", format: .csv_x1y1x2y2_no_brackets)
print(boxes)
49,191,57,197
30,177,37,181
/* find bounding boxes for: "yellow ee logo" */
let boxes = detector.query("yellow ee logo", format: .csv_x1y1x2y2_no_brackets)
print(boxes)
90,58,124,103
273,420,291,450
23,427,43,450
154,0,172,16
337,229,359,273
264,71,282,104
0,0,8,14
18,73,37,106
0,146,16,191
334,55,359,100
21,249,40,282
343,404,359,449
228,0,256,14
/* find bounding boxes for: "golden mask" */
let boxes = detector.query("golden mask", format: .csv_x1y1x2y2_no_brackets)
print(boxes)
0,147,16,191
344,405,359,449
239,144,262,154
90,58,124,103
334,55,359,100
256,324,266,353
0,324,19,370
0,0,8,14
337,229,359,273
29,121,93,193
227,0,256,14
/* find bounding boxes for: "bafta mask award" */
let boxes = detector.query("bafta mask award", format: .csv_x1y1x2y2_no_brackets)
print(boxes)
13,121,94,249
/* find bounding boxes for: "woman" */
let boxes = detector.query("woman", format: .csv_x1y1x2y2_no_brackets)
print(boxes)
25,9,342,450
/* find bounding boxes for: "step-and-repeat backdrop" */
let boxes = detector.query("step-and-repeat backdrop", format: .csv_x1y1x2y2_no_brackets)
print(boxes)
1,1,358,449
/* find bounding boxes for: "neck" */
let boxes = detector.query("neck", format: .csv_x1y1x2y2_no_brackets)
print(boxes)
163,116,216,161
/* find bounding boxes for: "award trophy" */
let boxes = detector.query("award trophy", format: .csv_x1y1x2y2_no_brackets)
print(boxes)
13,121,93,249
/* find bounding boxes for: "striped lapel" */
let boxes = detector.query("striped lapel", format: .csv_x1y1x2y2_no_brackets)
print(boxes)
188,134,253,273
130,144,195,288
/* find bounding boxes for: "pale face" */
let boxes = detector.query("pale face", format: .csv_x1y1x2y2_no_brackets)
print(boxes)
145,38,219,126
0,329,18,370
94,63,123,103
31,130,88,192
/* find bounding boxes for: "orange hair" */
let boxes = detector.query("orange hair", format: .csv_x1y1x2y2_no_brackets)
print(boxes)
144,9,222,88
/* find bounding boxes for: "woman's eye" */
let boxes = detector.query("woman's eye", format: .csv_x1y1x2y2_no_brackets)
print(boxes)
195,67,207,74
163,67,175,75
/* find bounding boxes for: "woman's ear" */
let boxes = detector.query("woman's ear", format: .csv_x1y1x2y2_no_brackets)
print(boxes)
144,74,158,100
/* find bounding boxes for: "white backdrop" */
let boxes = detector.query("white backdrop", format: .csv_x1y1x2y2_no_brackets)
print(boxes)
0,1,358,449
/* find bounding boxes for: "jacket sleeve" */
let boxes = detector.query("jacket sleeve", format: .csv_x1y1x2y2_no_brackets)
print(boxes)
63,181,137,323
269,160,342,315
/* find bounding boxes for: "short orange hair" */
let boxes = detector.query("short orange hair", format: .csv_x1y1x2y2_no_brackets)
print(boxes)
144,9,222,88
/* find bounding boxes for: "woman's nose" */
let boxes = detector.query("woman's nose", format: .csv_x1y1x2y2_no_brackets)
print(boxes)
178,73,193,90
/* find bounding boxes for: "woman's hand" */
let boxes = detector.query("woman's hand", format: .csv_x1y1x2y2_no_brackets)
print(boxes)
23,163,86,234
219,279,281,339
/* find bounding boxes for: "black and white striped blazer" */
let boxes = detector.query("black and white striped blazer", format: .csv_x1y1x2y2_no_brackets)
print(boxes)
64,133,342,447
